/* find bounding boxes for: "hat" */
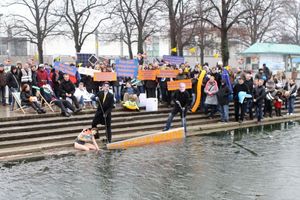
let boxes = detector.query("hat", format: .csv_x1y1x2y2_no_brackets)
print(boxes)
38,64,44,68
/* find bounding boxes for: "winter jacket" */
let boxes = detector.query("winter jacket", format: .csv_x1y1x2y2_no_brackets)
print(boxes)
233,83,249,102
37,70,49,87
204,80,219,105
217,84,230,105
59,80,76,97
244,79,254,95
0,70,7,87
253,85,266,105
20,90,33,105
173,90,190,109
21,68,32,83
7,71,20,89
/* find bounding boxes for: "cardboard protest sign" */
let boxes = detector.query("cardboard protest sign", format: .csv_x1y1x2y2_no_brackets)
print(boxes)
53,62,77,76
157,70,179,78
163,55,185,66
115,59,139,78
167,79,192,91
137,70,158,80
94,72,117,82
78,67,96,77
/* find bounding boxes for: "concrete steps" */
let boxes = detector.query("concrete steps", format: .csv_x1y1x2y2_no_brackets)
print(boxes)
0,100,299,162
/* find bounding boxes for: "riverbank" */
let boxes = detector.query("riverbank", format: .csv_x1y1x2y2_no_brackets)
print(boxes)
1,104,300,164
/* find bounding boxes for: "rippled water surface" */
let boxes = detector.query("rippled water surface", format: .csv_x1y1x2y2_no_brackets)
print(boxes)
1,122,300,200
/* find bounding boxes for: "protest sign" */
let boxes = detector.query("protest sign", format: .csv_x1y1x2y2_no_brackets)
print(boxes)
94,72,117,81
163,55,184,66
115,59,139,78
78,67,96,77
157,70,179,78
167,79,192,91
137,70,158,80
53,62,77,76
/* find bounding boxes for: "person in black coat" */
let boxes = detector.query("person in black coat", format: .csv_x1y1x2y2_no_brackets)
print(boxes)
163,82,190,132
244,73,254,120
7,65,20,110
91,82,114,143
59,73,80,109
217,80,230,122
20,84,46,114
233,76,249,123
253,79,266,122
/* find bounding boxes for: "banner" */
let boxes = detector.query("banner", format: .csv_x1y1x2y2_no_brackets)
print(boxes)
167,79,192,91
53,62,77,76
78,67,96,77
157,70,179,78
163,55,184,66
137,70,158,80
94,72,117,82
115,59,139,78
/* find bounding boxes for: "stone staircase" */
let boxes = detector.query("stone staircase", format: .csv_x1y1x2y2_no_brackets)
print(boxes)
1,101,300,162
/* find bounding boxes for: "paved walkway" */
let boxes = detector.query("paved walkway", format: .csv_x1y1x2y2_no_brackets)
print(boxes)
0,106,26,118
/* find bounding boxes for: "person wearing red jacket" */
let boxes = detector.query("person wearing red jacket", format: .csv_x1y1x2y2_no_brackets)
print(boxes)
37,64,49,87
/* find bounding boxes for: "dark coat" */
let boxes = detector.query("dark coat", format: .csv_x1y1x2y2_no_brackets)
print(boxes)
173,90,190,109
94,91,114,125
217,84,230,105
145,80,157,89
59,80,76,97
0,71,7,87
233,83,249,102
253,85,266,105
7,72,20,89
20,90,32,105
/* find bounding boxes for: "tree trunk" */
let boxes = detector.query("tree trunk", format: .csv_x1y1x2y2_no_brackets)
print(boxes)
128,43,133,59
200,46,205,66
221,29,229,66
177,31,184,57
168,0,177,56
75,42,82,53
37,42,44,64
137,28,144,54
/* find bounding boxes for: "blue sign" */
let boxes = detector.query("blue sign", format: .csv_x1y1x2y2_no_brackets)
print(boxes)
163,55,185,65
53,62,77,76
115,59,139,78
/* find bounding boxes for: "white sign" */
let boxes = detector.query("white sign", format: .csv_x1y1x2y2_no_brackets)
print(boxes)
78,67,97,77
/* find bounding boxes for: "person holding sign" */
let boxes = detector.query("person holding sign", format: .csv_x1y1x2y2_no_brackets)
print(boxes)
91,82,114,143
163,83,190,132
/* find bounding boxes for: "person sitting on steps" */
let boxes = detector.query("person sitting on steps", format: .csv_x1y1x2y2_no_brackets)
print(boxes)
20,84,46,114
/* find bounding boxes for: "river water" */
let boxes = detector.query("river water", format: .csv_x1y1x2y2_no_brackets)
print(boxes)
1,121,300,200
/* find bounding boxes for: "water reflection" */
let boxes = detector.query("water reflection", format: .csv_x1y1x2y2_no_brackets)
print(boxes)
1,121,300,200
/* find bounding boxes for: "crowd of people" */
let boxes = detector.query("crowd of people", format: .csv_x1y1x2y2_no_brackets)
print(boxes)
0,58,298,150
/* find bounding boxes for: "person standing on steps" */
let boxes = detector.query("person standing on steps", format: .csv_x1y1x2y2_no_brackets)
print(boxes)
91,82,114,143
163,82,190,132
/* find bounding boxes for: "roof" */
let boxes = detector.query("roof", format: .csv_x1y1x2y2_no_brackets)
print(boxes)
242,43,300,55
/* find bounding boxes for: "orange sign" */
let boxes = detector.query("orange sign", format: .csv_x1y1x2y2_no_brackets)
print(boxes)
167,79,192,91
157,70,179,78
94,72,117,81
137,70,157,80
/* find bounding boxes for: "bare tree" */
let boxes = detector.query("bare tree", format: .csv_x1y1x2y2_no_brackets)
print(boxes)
200,0,250,65
165,0,181,56
165,0,199,56
60,0,112,53
122,0,161,54
194,0,215,65
113,0,138,59
280,0,300,44
241,0,281,46
8,0,60,63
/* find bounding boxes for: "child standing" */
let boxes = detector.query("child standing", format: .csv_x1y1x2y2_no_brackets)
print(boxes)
274,91,283,116
253,79,265,123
